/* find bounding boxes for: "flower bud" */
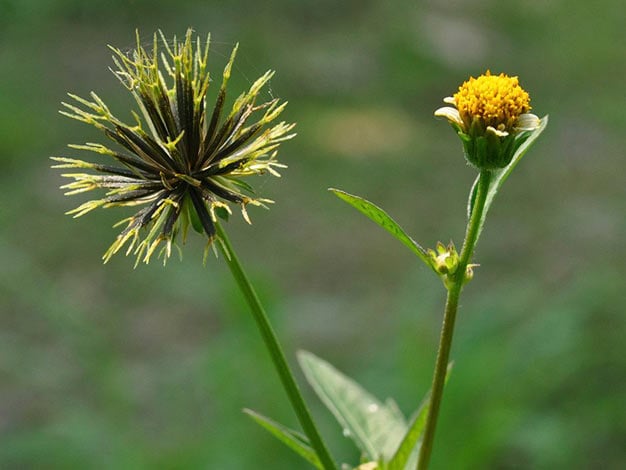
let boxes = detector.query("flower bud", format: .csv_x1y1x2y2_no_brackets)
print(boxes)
428,241,459,275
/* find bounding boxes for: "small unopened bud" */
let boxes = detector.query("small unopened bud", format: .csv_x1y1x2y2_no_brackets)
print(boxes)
428,241,459,275
464,263,480,283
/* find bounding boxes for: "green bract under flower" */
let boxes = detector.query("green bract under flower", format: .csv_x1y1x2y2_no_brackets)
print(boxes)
435,71,540,169
53,29,295,265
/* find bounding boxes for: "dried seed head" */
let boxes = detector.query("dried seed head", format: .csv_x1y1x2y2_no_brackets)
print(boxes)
53,29,295,265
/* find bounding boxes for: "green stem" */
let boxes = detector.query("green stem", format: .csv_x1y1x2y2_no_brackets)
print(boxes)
457,171,492,271
215,222,337,470
417,170,492,470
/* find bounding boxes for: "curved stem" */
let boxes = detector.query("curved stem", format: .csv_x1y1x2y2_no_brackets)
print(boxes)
215,222,337,470
417,170,492,470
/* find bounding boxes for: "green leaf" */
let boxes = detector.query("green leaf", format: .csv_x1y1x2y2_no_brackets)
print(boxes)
387,363,454,470
468,115,549,239
329,188,432,270
298,350,407,462
387,398,428,470
243,408,323,469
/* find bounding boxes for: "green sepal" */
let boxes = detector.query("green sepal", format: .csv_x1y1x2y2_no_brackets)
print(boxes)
243,408,323,469
329,188,433,272
474,136,488,167
387,363,453,470
462,121,542,170
457,130,471,143
225,176,256,194
181,193,204,234
214,205,230,221
450,122,464,136
467,115,548,240
298,350,408,463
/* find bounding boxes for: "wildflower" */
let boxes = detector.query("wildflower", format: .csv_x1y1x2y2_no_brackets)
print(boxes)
53,29,294,265
435,71,540,169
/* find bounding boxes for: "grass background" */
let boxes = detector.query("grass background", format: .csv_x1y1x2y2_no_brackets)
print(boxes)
1,0,624,468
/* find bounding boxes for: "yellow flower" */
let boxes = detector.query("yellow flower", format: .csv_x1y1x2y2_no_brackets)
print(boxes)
435,71,540,169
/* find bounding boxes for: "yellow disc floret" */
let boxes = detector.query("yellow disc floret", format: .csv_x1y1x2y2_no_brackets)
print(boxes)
454,71,531,131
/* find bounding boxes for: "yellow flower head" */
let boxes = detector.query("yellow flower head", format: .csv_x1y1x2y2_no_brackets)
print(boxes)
435,70,541,169
454,71,531,132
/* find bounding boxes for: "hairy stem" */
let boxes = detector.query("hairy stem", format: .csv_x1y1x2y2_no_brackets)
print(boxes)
215,222,337,470
417,170,492,469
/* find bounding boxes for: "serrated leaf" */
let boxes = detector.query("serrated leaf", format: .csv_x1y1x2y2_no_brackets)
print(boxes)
243,408,323,469
329,189,432,270
468,115,548,240
298,350,407,462
387,363,454,470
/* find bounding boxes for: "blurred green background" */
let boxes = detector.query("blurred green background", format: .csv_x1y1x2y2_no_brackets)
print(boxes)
1,0,624,468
